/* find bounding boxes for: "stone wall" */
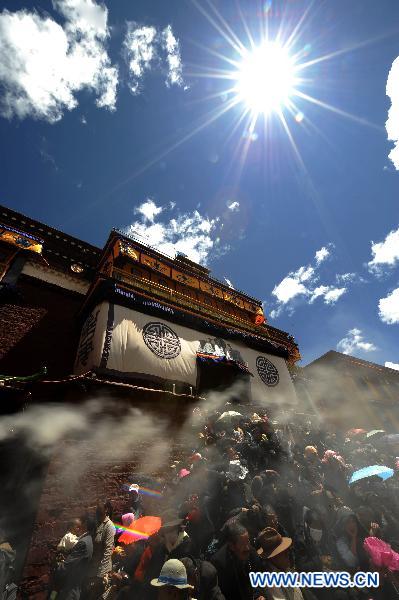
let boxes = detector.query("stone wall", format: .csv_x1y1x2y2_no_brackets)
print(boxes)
0,275,82,378
19,422,188,598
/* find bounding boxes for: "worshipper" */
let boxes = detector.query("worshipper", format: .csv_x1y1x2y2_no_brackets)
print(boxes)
333,509,368,571
114,512,136,547
250,476,264,506
301,447,323,488
187,458,225,532
123,483,144,520
321,451,348,497
221,461,252,521
55,514,96,600
294,509,336,600
135,510,193,599
259,471,279,506
355,506,381,538
220,504,267,549
210,522,265,600
57,519,83,554
85,500,116,600
363,492,399,542
295,508,332,569
179,495,215,557
0,530,16,600
180,556,225,600
256,527,317,600
273,480,301,539
150,559,195,600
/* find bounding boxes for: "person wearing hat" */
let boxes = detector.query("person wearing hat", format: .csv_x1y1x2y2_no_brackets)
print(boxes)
256,528,317,600
150,559,195,599
211,522,265,600
121,483,144,521
135,510,194,599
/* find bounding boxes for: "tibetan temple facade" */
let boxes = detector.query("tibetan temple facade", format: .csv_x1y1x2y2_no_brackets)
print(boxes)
0,203,301,404
0,204,301,597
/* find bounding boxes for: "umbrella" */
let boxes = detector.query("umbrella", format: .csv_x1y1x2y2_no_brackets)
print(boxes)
346,428,366,438
217,411,242,422
118,516,161,545
366,430,385,439
216,411,243,430
349,465,394,485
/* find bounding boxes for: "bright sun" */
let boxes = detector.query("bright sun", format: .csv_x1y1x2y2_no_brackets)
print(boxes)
235,42,297,116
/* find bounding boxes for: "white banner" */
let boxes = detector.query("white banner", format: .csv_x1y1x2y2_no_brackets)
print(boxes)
235,342,297,405
74,302,297,404
106,305,199,385
74,302,109,375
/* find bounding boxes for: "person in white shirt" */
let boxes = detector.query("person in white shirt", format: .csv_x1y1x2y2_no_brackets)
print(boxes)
57,519,83,553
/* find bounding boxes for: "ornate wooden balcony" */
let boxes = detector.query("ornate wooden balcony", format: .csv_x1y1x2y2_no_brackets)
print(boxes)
110,267,300,363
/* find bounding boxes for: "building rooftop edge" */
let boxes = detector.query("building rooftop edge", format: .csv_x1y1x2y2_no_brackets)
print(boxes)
303,349,399,375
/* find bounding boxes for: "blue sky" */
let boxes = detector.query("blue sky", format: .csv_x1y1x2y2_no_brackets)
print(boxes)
1,0,399,368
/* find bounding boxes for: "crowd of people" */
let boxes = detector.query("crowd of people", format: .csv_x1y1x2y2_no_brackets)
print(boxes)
45,406,399,599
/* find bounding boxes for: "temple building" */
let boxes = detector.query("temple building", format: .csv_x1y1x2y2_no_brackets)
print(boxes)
0,203,301,597
0,203,301,405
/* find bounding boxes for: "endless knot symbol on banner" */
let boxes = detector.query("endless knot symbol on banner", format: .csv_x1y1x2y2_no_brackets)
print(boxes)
256,356,279,387
142,322,181,359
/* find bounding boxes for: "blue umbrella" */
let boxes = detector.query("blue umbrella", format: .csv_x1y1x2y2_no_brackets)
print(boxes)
349,465,394,485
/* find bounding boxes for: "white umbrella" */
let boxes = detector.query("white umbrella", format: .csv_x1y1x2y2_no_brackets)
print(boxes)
216,411,242,424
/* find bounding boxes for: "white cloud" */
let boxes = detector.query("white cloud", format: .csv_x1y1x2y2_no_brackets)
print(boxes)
323,287,347,304
269,309,280,319
272,276,308,305
123,23,184,95
135,199,163,223
309,285,329,302
270,244,351,318
315,245,332,265
386,56,399,169
337,328,377,355
295,265,315,282
227,201,240,212
162,25,183,88
368,225,399,274
125,200,219,265
0,0,118,122
123,24,157,95
378,287,399,324
272,264,316,305
309,285,346,305
336,272,357,284
385,361,399,371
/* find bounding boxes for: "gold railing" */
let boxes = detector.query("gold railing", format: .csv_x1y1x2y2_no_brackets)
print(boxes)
111,268,298,357
112,267,254,329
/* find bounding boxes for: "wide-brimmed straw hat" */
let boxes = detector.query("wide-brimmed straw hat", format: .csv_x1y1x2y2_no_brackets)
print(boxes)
256,527,292,559
151,559,194,589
